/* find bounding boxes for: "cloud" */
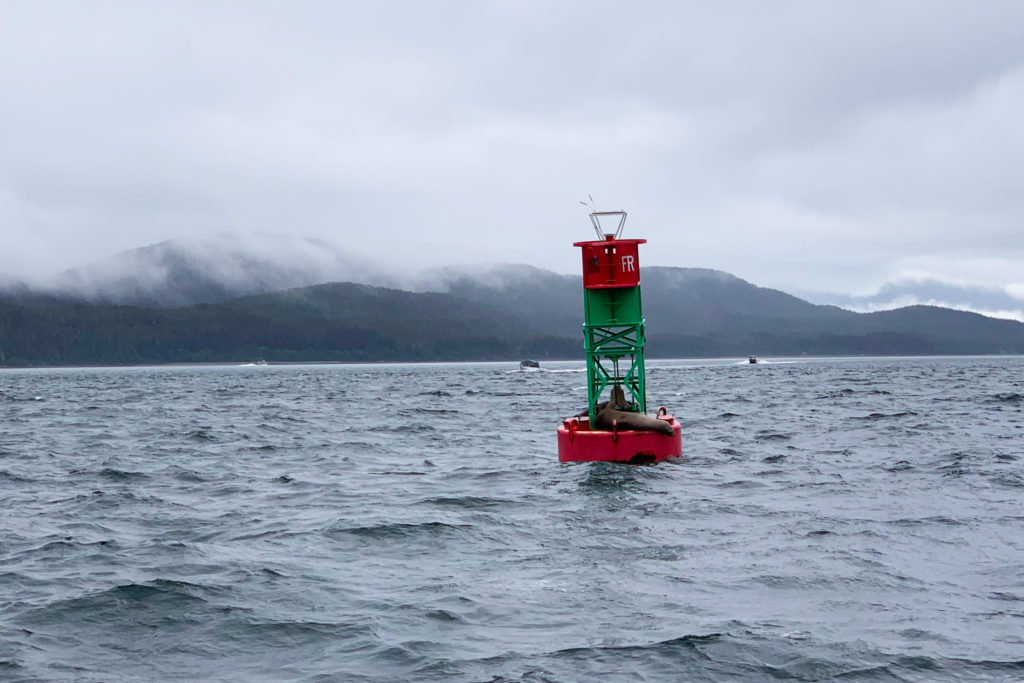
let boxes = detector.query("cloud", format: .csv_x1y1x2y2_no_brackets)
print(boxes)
803,268,1024,322
888,257,1024,292
1,0,1023,298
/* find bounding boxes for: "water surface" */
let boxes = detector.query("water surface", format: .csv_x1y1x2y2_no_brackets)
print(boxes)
1,357,1022,680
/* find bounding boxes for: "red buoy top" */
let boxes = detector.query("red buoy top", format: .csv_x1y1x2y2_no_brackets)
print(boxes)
573,237,647,289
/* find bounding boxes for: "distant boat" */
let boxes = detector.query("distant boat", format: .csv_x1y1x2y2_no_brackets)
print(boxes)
748,356,758,364
520,359,540,369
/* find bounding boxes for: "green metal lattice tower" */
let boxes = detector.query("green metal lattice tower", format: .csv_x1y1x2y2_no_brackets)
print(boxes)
573,211,648,424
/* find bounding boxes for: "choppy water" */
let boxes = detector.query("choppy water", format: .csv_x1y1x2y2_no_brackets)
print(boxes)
1,356,1022,681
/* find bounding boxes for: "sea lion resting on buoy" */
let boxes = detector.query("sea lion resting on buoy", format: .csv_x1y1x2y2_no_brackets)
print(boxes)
574,384,635,418
585,385,674,436
593,406,674,436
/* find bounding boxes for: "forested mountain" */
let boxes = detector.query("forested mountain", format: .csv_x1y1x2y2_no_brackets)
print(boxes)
0,282,576,366
21,234,393,307
1,263,1023,366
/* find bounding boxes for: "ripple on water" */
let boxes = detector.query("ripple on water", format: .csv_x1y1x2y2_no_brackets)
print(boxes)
1,357,1023,680
327,521,473,541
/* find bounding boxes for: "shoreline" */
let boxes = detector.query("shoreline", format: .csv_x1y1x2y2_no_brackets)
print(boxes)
3,353,1024,372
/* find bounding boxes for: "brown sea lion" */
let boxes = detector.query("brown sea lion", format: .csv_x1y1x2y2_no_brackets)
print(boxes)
607,385,625,409
574,400,635,418
573,385,638,418
593,407,675,436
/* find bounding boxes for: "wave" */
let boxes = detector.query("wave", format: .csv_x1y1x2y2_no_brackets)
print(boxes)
97,467,150,482
755,431,792,441
0,469,35,483
853,411,918,420
21,580,221,628
421,496,514,509
326,521,472,540
424,632,1024,681
986,392,1022,404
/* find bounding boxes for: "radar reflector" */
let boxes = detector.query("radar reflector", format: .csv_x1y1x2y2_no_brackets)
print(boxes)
589,211,628,240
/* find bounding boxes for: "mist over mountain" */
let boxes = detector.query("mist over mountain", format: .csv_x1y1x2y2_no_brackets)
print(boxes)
2,236,1023,366
410,264,582,337
16,233,398,307
424,266,1024,356
803,277,1024,322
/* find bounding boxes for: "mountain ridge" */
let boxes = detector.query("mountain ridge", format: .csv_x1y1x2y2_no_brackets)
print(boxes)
1,236,1023,366
803,277,1024,322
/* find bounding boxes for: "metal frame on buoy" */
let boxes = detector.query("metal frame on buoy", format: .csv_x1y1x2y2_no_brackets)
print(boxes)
578,212,647,423
557,210,682,464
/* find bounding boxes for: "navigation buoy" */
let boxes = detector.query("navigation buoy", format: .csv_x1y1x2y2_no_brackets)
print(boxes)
557,210,682,464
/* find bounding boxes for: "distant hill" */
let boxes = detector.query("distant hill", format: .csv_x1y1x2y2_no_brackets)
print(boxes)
2,238,1023,366
404,265,1024,357
0,281,576,366
2,267,1023,366
803,277,1024,322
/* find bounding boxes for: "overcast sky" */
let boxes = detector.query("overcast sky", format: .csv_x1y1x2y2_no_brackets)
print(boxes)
1,0,1023,297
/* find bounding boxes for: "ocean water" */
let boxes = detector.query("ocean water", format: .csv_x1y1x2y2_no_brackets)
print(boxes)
1,356,1022,682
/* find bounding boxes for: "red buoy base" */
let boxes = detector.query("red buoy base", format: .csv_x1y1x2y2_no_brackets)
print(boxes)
557,415,682,464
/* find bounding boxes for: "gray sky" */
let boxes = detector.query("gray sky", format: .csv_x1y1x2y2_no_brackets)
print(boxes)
2,0,1023,297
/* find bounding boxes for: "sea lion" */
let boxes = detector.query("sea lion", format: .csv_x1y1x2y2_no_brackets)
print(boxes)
593,407,675,436
574,400,636,418
607,384,630,410
573,384,637,418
